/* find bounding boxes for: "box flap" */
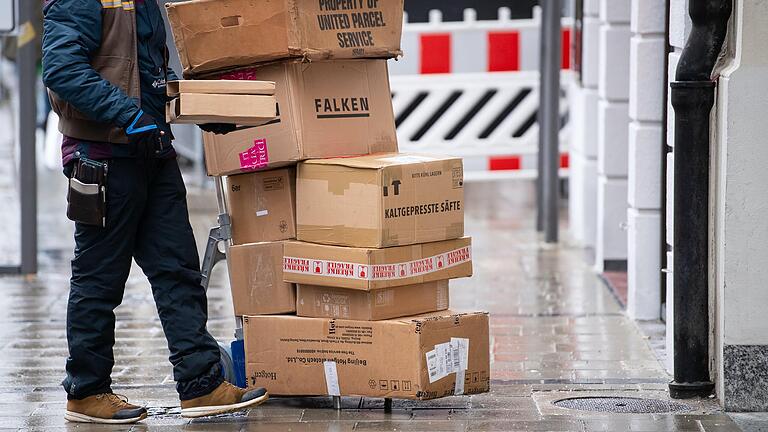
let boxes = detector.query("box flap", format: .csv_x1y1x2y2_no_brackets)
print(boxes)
167,80,276,97
166,98,180,124
303,153,459,170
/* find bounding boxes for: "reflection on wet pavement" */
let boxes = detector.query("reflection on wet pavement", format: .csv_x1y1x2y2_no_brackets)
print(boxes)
0,169,744,431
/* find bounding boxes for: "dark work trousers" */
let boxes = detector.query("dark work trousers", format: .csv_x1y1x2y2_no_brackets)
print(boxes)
62,157,223,400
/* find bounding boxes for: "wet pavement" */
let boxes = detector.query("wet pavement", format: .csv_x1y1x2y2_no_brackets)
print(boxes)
0,166,752,431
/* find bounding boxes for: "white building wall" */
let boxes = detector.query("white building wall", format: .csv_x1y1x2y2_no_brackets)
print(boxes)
595,0,631,270
713,0,768,411
626,0,666,321
568,0,600,249
666,0,768,411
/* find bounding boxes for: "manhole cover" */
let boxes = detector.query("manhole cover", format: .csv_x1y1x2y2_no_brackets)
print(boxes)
553,397,692,414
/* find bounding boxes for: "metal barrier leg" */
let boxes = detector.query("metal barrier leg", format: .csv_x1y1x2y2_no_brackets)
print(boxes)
384,398,393,413
540,0,562,243
18,1,39,274
333,396,342,411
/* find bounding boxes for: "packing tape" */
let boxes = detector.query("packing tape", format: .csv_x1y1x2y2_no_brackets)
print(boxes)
283,245,471,281
455,370,466,396
323,361,341,396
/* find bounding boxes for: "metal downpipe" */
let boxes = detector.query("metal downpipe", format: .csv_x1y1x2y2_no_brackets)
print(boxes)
669,0,732,399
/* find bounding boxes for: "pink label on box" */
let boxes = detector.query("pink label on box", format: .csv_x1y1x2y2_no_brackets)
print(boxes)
220,68,258,81
239,139,269,170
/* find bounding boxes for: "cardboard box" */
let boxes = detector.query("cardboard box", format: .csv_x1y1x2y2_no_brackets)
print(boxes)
226,168,296,245
166,0,404,77
283,237,472,290
297,153,464,248
296,280,449,320
166,80,277,125
243,311,490,399
228,241,296,316
203,60,398,176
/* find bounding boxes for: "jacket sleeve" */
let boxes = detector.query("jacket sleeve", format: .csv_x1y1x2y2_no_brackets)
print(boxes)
166,47,181,82
42,0,140,128
167,67,180,83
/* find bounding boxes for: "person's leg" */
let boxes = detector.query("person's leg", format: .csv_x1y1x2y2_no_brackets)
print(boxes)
63,159,146,399
132,158,222,400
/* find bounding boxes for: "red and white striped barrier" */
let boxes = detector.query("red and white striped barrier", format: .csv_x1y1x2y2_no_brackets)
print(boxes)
390,8,573,76
388,8,573,181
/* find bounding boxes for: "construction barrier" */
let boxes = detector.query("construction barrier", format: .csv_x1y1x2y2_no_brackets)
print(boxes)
390,7,573,180
390,8,572,75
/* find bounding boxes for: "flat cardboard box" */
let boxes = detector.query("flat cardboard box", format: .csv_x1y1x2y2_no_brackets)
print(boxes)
166,93,277,125
228,241,296,316
166,0,404,77
296,280,449,320
203,60,398,176
283,237,472,290
297,153,464,248
226,168,296,245
166,80,277,125
243,311,490,399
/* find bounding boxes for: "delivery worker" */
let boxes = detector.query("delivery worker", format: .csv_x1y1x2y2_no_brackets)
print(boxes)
42,0,267,424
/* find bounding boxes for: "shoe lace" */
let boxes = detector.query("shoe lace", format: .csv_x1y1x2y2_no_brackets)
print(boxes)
220,382,237,391
96,393,130,408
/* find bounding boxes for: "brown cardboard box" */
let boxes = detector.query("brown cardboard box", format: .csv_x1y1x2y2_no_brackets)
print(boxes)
202,60,398,176
296,280,449,320
226,169,296,245
166,0,404,77
283,237,472,290
165,80,277,125
297,153,464,248
243,311,490,399
228,241,296,316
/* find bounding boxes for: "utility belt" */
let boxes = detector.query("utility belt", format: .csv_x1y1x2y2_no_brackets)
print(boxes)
65,129,172,226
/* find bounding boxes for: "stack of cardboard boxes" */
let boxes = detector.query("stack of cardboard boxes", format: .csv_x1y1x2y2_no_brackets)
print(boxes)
166,0,489,400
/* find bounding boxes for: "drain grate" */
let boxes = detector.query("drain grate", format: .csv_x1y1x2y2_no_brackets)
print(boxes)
553,397,692,414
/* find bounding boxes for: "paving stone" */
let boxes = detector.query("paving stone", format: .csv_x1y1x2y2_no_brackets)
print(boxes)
467,418,585,431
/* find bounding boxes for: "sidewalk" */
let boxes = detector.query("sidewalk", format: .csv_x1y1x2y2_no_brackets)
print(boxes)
0,170,750,431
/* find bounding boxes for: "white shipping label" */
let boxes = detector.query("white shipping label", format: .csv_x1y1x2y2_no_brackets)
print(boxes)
435,342,454,379
323,361,340,396
426,349,443,383
255,210,269,217
451,337,470,371
426,338,471,384
427,342,453,383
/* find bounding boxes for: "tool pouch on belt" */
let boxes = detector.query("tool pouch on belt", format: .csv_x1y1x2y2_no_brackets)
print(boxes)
67,158,108,227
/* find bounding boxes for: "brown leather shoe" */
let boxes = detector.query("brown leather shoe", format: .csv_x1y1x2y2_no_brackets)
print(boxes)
65,393,147,424
180,382,268,418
